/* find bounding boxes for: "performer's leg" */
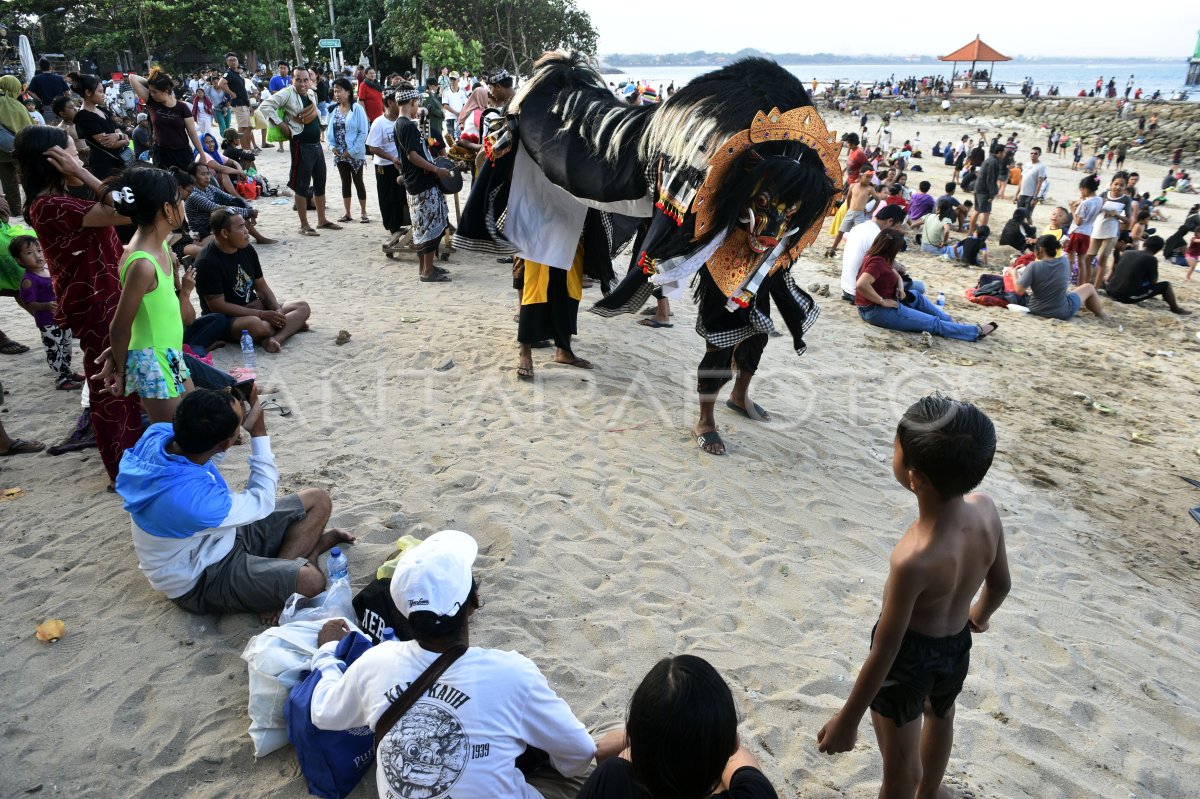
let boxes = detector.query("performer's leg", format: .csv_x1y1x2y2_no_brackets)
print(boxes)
696,346,735,455
727,334,770,421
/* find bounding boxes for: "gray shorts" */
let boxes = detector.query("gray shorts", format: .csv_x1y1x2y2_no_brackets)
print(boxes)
973,193,993,214
842,209,869,232
173,494,308,615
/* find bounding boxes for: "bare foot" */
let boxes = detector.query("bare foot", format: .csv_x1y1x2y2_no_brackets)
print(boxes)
314,527,357,558
264,337,283,353
256,237,278,245
259,609,282,626
517,350,534,380
554,349,594,369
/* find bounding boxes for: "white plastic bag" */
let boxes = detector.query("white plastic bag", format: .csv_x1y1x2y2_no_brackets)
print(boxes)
240,616,360,757
278,576,356,626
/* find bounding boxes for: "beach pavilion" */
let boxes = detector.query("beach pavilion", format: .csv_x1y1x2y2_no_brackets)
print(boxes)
940,35,1011,93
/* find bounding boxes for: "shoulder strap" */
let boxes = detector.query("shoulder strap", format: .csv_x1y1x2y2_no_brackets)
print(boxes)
374,644,467,751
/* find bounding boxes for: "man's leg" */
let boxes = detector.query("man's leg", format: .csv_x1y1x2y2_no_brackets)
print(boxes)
1160,284,1190,313
239,126,253,151
696,347,734,455
228,315,276,344
917,703,956,799
273,488,355,599
265,300,311,351
870,710,923,799
726,334,769,420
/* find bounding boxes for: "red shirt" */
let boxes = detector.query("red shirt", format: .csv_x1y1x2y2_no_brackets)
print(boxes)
357,80,384,123
846,147,870,182
28,195,123,329
855,254,899,307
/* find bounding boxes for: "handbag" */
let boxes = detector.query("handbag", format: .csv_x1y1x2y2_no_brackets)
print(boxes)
374,643,467,750
0,123,15,154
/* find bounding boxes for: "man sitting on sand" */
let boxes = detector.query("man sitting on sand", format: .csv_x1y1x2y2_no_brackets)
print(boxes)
194,208,310,352
117,389,354,623
1106,236,1190,314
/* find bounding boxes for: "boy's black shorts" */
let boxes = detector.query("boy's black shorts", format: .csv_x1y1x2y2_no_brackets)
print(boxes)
869,622,972,726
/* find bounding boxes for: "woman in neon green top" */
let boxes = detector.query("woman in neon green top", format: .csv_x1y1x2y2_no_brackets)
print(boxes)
105,168,194,422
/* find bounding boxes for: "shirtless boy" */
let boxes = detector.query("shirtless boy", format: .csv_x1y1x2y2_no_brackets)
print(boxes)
818,394,1011,799
826,169,882,257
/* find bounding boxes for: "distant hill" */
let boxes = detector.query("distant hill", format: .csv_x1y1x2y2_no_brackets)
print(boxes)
600,51,1176,67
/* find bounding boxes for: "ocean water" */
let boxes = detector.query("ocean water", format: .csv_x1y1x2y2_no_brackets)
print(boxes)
601,61,1197,98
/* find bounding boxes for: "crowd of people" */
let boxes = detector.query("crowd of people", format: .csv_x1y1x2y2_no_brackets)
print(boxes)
0,46,1194,799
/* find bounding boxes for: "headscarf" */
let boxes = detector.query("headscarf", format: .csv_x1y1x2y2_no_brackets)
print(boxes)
458,86,489,128
0,75,32,135
201,132,223,164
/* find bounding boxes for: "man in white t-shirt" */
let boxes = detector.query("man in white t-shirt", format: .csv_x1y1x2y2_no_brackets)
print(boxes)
366,89,411,251
1016,146,1047,212
441,72,469,139
310,530,602,799
840,204,908,301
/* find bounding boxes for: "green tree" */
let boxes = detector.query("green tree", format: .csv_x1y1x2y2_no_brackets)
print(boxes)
419,27,483,75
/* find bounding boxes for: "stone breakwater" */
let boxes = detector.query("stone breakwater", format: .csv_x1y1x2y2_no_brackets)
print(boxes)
858,96,1198,167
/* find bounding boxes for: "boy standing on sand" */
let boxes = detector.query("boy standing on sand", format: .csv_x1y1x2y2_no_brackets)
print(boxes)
817,395,1011,799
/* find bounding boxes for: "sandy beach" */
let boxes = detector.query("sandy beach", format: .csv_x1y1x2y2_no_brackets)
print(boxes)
2,109,1199,798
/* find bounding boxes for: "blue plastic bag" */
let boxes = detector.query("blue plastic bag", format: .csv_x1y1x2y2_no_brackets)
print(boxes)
285,631,376,799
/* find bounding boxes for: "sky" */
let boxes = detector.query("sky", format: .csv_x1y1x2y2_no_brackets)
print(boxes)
577,0,1200,60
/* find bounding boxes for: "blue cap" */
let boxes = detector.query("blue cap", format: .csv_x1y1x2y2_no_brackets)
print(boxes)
331,547,342,557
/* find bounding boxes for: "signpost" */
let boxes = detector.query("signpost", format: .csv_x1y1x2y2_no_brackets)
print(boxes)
319,39,341,71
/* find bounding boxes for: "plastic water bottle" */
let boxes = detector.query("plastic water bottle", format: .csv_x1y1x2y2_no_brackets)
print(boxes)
380,627,397,643
327,547,349,583
240,329,257,375
936,292,946,308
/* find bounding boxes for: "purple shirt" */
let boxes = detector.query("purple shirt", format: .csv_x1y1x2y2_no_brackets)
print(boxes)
19,269,57,328
908,192,935,221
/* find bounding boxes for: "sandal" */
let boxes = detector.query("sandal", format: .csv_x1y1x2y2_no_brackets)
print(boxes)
978,322,999,339
725,398,771,422
317,221,343,230
336,214,353,223
299,227,320,237
419,273,452,283
0,438,45,456
516,364,534,381
360,215,370,224
637,318,674,328
56,378,84,391
696,430,726,456
0,338,30,355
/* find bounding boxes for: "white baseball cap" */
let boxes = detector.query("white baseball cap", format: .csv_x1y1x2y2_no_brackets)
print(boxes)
390,530,478,618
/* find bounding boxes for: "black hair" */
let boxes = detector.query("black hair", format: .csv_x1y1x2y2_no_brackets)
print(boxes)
976,224,990,239
425,77,439,87
626,655,738,799
919,180,931,192
888,183,901,195
103,167,180,227
173,389,240,454
1143,235,1164,254
407,580,480,641
866,227,905,262
210,207,241,235
38,58,50,71
332,77,355,103
66,71,101,97
170,166,196,190
1080,174,1100,192
277,60,290,68
843,132,860,146
944,181,956,193
7,235,39,263
1036,233,1061,257
13,126,71,222
896,394,996,500
50,95,73,115
146,67,174,93
1011,207,1027,220
937,199,955,221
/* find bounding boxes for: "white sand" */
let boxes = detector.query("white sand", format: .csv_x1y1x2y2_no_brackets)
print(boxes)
1,112,1199,798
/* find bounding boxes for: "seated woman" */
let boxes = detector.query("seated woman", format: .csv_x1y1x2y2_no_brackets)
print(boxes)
920,200,956,257
998,207,1037,254
578,655,779,799
220,127,256,170
198,132,245,195
1010,234,1106,319
856,229,996,342
176,163,273,245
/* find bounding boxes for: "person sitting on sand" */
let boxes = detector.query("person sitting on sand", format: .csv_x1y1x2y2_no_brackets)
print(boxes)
577,655,780,799
194,208,309,353
178,163,273,244
819,395,1010,799
1009,235,1107,320
998,207,1037,254
1106,236,1190,314
117,388,353,623
309,529,599,799
920,201,956,257
954,225,990,267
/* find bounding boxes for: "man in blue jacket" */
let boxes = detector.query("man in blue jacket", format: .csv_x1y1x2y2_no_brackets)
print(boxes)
116,389,354,623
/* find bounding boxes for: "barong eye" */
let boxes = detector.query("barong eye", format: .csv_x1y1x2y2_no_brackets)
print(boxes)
755,193,769,209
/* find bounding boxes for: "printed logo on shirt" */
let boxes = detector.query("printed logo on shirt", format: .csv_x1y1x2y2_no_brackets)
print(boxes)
380,702,469,798
233,266,254,303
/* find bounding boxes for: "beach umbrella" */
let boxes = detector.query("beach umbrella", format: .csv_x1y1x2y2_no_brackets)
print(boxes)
18,35,36,85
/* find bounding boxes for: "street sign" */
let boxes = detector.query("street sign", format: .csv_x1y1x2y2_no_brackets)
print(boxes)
319,39,341,49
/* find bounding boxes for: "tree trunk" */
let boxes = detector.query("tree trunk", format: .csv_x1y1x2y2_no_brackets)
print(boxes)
285,0,305,67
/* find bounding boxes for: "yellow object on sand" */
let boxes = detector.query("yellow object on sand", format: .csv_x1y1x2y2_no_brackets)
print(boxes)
36,619,65,643
376,535,423,579
829,200,849,239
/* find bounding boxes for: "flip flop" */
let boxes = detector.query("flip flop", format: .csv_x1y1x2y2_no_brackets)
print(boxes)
558,357,594,369
261,398,292,417
1178,476,1200,490
696,430,726,455
637,318,674,328
0,438,45,456
1191,507,1200,528
0,339,30,355
299,227,320,237
419,273,452,283
55,378,84,391
516,364,534,381
360,216,371,224
336,214,353,223
317,221,344,230
978,322,999,339
725,399,772,422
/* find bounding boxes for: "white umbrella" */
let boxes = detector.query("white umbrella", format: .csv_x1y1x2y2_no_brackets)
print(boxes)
18,35,36,85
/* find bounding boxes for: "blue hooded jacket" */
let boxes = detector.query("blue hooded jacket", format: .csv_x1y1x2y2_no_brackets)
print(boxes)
116,423,233,538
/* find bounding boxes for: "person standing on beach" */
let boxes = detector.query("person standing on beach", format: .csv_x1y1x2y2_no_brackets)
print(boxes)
394,87,453,281
971,144,1004,235
367,89,412,254
818,395,1010,799
1017,147,1047,212
217,53,255,153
